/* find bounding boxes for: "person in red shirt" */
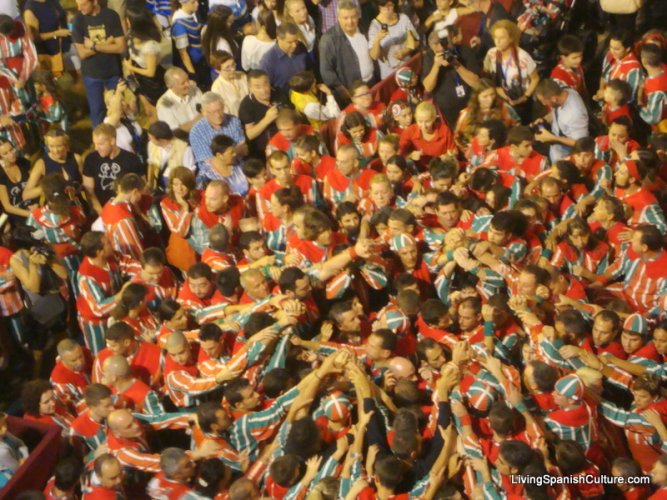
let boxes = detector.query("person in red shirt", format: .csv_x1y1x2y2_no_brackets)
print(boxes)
50,339,93,413
82,454,125,500
147,448,196,500
292,134,336,182
550,34,586,96
399,101,456,170
650,455,667,499
602,79,633,127
43,457,83,500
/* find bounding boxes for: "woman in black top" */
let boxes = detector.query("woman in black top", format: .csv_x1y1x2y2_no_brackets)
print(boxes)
0,138,36,225
23,129,83,202
23,0,71,76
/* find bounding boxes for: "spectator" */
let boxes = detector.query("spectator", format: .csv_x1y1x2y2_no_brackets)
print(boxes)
202,6,240,71
197,134,249,195
71,0,125,127
319,0,375,104
190,91,247,170
82,124,144,214
534,78,589,162
0,138,35,225
483,19,539,122
367,0,418,79
156,67,204,134
211,50,249,117
22,0,71,77
259,22,307,98
147,121,195,191
241,8,276,71
422,25,481,131
171,0,209,88
289,71,340,131
283,0,316,55
238,70,280,158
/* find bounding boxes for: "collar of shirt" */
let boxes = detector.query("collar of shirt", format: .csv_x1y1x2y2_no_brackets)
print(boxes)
166,88,191,105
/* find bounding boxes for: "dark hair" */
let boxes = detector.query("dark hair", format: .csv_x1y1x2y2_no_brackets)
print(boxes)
555,440,587,475
211,134,235,156
262,368,291,398
53,457,84,492
209,224,230,252
279,267,306,293
273,185,304,212
375,455,407,489
239,231,264,251
224,378,252,407
247,69,269,83
188,263,213,281
557,309,590,341
341,111,370,140
478,119,507,147
202,5,237,63
284,418,321,459
370,328,397,352
157,299,182,322
507,126,534,146
336,201,360,221
270,454,302,487
528,361,557,392
21,379,53,416
641,43,663,67
111,283,148,319
195,459,229,497
117,172,145,193
289,71,316,93
557,34,583,55
84,383,112,407
216,267,241,297
499,440,535,470
242,158,265,179
126,5,161,41
595,309,621,335
105,321,135,342
0,15,15,35
572,136,595,154
489,402,515,436
244,311,275,338
276,21,300,38
490,210,528,237
81,231,106,258
389,207,416,227
257,8,277,39
420,299,449,326
636,224,664,251
142,247,166,267
609,28,634,49
196,401,224,433
606,79,632,105
610,115,632,132
429,157,458,180
199,323,223,343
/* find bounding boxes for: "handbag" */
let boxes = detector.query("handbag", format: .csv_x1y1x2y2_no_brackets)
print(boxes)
600,0,644,14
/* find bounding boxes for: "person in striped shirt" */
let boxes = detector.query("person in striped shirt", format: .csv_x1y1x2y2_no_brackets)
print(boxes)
100,173,146,262
69,383,113,455
102,355,165,416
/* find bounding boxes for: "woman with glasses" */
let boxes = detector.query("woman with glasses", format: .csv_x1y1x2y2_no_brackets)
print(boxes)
211,51,249,117
0,138,35,225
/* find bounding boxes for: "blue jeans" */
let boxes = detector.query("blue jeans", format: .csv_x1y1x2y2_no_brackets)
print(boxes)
82,75,120,127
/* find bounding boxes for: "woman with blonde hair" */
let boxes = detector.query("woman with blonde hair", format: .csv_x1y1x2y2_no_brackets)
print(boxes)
160,166,200,271
399,101,456,170
103,81,144,156
483,20,539,122
282,0,315,54
454,78,519,149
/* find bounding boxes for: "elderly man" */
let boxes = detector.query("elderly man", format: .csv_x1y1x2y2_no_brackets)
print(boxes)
147,448,196,499
156,67,203,133
190,92,247,170
259,23,307,97
319,0,375,103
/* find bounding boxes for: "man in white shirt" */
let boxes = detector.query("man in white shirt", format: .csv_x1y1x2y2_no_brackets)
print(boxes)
534,78,589,162
156,67,204,134
319,0,375,103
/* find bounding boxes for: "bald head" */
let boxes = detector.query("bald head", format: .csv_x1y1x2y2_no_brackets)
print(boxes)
103,355,130,379
166,331,187,351
389,357,416,380
108,409,133,432
229,477,260,500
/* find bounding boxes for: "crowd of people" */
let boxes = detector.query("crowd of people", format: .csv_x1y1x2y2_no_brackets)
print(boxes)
0,0,666,497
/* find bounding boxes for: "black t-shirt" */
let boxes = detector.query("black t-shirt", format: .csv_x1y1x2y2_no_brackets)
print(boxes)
83,149,144,205
421,46,481,130
0,158,31,219
238,95,278,159
71,7,123,79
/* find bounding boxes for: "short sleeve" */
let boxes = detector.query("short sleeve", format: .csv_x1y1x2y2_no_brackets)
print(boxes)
83,154,96,178
105,9,124,38
140,40,162,57
71,16,84,44
367,20,379,50
238,98,255,125
520,49,537,76
483,50,494,75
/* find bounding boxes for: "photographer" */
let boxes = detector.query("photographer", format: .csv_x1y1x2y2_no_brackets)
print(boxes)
533,78,589,162
8,227,68,376
422,26,481,130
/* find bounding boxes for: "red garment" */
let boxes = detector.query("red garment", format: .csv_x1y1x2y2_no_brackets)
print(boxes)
399,122,456,169
177,280,225,310
291,154,336,180
114,378,153,414
551,62,586,95
581,337,627,359
603,103,633,125
76,258,120,322
196,194,244,230
148,472,193,500
94,341,161,388
493,146,547,181
82,484,124,499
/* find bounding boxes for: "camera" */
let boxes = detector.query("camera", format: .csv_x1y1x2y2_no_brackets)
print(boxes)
530,118,547,134
31,242,55,261
380,23,388,31
436,28,458,65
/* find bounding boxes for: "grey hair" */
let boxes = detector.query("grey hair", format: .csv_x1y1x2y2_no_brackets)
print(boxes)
57,339,79,358
160,448,187,478
337,0,359,14
201,91,225,109
336,143,360,159
164,67,188,88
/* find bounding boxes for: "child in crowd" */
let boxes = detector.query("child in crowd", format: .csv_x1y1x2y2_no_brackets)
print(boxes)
602,79,633,127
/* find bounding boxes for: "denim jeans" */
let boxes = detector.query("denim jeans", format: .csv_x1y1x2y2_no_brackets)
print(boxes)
82,75,120,127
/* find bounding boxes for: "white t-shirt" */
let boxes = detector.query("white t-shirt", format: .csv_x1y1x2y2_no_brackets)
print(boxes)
368,14,418,79
0,0,19,18
241,35,275,71
345,31,374,83
431,9,459,34
483,47,537,93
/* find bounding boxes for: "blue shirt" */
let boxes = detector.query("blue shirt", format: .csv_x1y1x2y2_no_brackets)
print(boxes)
259,43,307,92
171,10,204,64
196,161,249,196
190,116,245,168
